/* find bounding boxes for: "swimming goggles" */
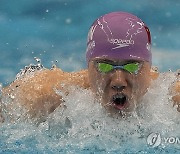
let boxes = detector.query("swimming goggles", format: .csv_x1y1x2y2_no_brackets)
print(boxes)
97,62,141,74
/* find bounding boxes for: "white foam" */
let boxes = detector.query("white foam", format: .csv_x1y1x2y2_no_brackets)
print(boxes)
0,71,179,152
37,71,179,150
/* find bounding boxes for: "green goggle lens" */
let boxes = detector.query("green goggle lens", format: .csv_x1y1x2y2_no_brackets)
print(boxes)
97,62,139,74
123,63,139,73
98,63,113,73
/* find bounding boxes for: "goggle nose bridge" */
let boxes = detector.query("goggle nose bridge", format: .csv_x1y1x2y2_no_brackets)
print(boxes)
113,65,139,75
113,65,124,69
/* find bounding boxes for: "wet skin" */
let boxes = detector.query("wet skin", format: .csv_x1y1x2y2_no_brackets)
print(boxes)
0,63,179,123
88,59,151,112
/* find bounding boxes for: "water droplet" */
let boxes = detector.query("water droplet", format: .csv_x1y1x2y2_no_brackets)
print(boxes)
10,94,15,99
60,83,65,88
165,12,171,17
152,66,159,72
51,64,57,69
34,57,41,63
65,18,72,24
0,83,2,90
153,43,157,47
0,83,2,98
153,36,157,39
175,69,180,76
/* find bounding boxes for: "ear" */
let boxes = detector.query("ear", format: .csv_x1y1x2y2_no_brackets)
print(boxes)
150,66,159,80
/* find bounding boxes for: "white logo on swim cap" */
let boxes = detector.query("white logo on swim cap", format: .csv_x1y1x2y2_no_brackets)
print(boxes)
87,25,97,42
87,25,97,53
86,41,96,53
109,38,134,49
146,43,151,51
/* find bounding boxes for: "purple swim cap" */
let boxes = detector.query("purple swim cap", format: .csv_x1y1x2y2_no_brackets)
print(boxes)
86,12,152,64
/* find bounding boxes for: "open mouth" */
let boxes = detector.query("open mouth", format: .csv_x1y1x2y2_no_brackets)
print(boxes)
111,94,128,110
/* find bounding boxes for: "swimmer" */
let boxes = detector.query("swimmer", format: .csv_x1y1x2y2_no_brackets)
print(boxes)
1,12,180,122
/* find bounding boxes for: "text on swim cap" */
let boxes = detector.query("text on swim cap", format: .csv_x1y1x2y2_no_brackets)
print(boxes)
109,39,134,49
109,39,134,45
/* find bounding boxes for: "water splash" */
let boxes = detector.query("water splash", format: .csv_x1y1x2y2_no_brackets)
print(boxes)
15,57,44,80
0,83,2,98
0,71,179,153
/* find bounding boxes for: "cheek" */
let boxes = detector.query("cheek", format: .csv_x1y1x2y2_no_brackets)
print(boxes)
131,71,151,98
139,71,151,89
93,73,108,92
88,66,103,92
89,70,110,95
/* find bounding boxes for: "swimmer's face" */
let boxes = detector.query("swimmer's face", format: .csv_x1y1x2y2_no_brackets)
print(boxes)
88,58,151,113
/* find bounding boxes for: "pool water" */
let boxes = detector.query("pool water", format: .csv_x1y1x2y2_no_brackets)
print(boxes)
0,0,180,85
0,0,179,153
0,71,179,153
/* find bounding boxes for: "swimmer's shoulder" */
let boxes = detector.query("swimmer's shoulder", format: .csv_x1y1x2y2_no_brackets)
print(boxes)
2,67,67,120
150,66,180,93
1,67,90,121
150,67,180,112
3,67,89,92
42,67,90,89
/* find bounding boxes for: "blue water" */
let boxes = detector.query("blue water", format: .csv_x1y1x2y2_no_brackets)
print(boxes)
0,71,180,153
0,0,180,153
0,0,180,84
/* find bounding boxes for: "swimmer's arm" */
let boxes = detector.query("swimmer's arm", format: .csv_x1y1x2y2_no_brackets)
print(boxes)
171,80,180,112
150,67,180,112
2,68,90,121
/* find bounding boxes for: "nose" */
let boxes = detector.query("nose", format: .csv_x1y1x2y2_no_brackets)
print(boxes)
110,69,128,92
